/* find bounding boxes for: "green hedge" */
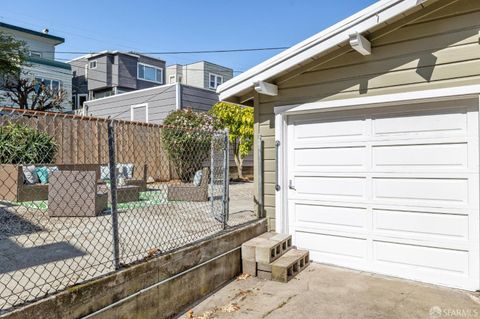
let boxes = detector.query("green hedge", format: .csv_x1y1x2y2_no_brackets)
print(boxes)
162,109,215,182
0,122,57,164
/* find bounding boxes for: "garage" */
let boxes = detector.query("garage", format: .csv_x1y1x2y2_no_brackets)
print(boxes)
284,98,479,290
217,0,480,291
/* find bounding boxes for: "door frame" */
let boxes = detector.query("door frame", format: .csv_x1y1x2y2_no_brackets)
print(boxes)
274,85,480,289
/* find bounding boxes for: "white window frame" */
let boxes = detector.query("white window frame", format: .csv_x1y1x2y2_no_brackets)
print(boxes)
208,73,223,90
169,75,176,84
29,51,42,58
273,84,480,235
137,62,164,84
130,103,149,123
89,60,97,69
34,77,63,91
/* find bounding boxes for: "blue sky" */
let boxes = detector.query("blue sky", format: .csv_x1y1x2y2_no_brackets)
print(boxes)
1,0,376,74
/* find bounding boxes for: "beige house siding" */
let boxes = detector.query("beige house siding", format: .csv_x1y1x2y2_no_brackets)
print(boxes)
253,0,480,230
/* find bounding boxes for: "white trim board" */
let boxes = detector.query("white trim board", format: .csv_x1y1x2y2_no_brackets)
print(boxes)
274,84,480,235
274,85,480,115
130,103,149,123
175,83,181,110
84,83,176,105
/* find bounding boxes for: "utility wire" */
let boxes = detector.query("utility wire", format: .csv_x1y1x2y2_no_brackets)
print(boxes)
23,47,289,55
63,59,244,73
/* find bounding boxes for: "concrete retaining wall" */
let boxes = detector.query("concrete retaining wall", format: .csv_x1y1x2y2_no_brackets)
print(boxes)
2,220,267,319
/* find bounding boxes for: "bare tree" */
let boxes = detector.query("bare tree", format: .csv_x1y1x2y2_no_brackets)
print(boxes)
2,76,67,111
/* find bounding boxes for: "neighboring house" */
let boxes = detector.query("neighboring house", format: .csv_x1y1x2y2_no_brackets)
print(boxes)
218,0,480,291
83,83,218,123
166,61,233,91
0,22,72,111
68,51,166,111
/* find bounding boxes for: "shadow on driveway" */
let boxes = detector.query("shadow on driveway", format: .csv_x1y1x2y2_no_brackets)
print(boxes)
0,238,86,273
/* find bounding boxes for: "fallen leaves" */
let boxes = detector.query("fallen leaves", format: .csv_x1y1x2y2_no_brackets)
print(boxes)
146,247,160,258
236,273,251,281
185,303,241,318
220,303,240,313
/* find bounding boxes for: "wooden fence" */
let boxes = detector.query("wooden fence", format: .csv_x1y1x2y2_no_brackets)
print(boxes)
0,108,171,181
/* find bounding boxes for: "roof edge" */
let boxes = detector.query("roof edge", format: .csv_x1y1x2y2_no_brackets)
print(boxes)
0,22,64,44
217,0,427,100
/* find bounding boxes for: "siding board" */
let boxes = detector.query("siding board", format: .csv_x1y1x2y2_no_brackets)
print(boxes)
293,42,480,88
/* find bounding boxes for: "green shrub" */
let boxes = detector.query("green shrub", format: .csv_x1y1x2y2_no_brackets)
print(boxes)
0,122,57,164
162,109,216,182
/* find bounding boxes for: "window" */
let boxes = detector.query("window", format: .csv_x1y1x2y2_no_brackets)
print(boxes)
34,77,62,92
89,60,97,69
131,103,148,123
209,73,223,89
137,63,163,84
169,75,176,84
29,51,42,58
93,89,114,99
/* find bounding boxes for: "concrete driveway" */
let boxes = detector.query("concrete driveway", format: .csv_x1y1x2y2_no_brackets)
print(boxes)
180,263,480,319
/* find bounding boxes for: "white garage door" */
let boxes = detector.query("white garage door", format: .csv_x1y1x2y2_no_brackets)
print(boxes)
286,99,479,290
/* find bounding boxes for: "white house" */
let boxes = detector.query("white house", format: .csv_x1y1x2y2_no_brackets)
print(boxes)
218,0,480,290
0,22,72,111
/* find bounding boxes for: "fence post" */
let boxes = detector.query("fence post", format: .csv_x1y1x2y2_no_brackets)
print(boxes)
258,135,264,218
222,129,230,229
107,120,120,270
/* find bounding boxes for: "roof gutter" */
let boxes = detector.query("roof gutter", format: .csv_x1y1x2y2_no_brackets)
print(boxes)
217,0,427,101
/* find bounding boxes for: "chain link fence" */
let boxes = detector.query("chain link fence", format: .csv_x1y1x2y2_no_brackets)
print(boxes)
0,108,257,314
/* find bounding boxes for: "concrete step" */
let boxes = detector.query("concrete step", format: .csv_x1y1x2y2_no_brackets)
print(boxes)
271,249,310,283
256,233,292,264
243,232,293,265
241,232,293,265
241,232,307,281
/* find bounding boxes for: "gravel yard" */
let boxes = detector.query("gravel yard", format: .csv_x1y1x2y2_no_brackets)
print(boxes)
0,182,256,313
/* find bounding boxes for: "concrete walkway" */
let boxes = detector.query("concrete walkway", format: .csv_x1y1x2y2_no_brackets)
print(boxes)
180,263,480,319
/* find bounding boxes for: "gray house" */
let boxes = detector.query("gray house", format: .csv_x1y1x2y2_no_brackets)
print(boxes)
0,22,72,111
166,61,233,91
83,83,218,123
68,51,166,110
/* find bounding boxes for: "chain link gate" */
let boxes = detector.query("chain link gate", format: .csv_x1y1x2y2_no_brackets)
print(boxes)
0,109,257,314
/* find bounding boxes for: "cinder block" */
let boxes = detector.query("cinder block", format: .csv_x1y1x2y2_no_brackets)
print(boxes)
257,262,272,272
242,259,257,276
242,232,292,260
257,270,272,280
241,237,269,260
254,234,293,264
271,249,310,283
